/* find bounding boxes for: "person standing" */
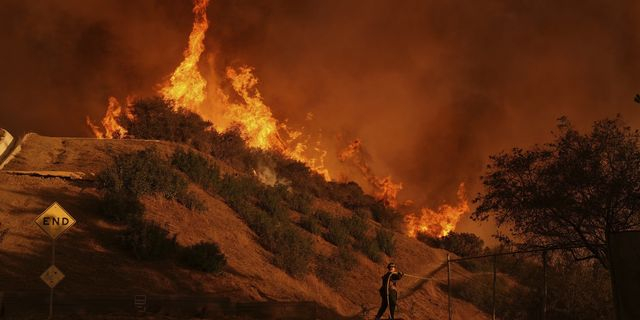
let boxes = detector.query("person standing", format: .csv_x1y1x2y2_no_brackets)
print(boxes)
375,262,404,320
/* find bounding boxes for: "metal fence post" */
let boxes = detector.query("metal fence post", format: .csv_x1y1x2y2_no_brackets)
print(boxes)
543,250,548,320
492,254,497,320
447,254,452,320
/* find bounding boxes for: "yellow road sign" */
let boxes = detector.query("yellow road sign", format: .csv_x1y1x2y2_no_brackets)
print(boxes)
40,265,65,288
34,202,76,239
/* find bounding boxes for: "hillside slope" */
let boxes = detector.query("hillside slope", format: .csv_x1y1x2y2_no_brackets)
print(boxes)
0,133,489,319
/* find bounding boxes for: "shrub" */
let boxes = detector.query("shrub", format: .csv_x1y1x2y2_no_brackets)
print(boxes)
326,181,374,210
257,186,288,220
97,148,191,199
286,191,313,215
418,232,484,258
230,198,313,277
181,241,227,273
219,174,261,208
316,247,357,288
370,201,402,230
356,235,382,262
120,221,177,260
440,232,485,257
275,157,327,197
171,149,221,192
97,148,204,220
243,207,280,248
211,127,260,171
342,214,368,239
271,226,313,277
300,214,322,235
314,210,333,227
100,192,145,222
121,97,217,152
375,229,396,256
177,191,207,212
324,218,351,247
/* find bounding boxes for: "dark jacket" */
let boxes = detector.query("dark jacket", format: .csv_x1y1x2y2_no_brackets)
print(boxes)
379,271,403,296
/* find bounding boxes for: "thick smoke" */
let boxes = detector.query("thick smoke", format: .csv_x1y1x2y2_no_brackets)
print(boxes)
2,0,639,240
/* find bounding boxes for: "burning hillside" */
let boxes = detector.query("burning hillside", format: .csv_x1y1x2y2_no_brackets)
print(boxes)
86,0,468,238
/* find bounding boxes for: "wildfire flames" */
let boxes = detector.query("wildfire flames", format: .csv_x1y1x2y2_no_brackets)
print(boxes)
404,183,470,238
86,0,468,238
86,97,132,139
159,0,209,110
338,139,403,208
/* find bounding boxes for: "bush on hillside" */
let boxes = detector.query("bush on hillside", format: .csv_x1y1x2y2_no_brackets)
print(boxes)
171,149,221,192
356,235,382,262
314,210,333,227
178,191,207,212
275,157,328,197
210,127,261,171
181,241,227,273
375,229,396,257
418,232,485,258
257,186,288,221
100,192,145,222
324,217,351,247
122,97,217,152
97,148,204,220
120,220,178,260
271,226,313,277
222,186,313,277
97,148,183,197
326,181,374,210
300,214,322,235
316,247,357,288
218,174,262,209
342,214,368,239
286,191,313,215
370,201,403,230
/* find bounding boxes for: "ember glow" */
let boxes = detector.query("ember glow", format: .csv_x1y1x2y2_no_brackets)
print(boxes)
86,0,468,238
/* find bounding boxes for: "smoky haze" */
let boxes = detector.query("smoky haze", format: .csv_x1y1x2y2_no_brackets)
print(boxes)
1,0,639,239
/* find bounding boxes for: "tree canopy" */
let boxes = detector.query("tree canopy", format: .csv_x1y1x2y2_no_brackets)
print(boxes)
473,116,640,268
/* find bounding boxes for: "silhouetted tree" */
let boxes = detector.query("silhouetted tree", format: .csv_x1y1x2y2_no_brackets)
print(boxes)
473,116,640,269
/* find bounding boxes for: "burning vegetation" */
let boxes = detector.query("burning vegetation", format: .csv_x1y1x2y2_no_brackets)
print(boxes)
86,0,469,238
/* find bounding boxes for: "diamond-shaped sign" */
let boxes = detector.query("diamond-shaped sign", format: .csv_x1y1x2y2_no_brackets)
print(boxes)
40,265,65,288
34,202,76,239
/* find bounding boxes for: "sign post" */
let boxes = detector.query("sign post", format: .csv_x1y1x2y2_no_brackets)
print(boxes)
34,202,75,319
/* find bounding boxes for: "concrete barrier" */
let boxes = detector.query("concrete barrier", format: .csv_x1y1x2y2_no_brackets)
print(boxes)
0,129,13,161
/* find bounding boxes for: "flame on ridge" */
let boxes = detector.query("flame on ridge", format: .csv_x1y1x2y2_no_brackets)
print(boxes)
404,183,470,238
338,139,403,207
86,0,468,238
86,97,132,139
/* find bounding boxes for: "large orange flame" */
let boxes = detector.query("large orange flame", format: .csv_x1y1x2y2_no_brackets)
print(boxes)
218,67,330,179
404,183,470,238
160,0,209,110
